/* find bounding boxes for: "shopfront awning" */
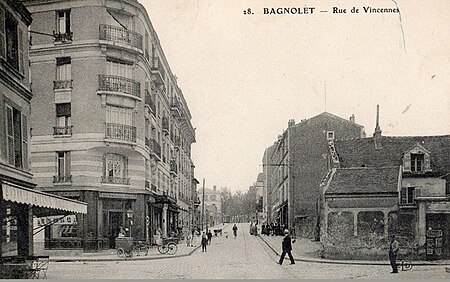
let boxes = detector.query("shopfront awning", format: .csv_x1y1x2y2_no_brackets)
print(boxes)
1,182,87,215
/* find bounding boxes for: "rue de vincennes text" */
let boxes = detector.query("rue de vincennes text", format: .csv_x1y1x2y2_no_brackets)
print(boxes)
259,6,399,15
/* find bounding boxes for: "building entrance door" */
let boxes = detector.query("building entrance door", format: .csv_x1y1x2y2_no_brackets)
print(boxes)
108,212,123,249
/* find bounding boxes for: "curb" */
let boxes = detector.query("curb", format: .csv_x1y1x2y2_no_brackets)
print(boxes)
257,235,450,266
50,245,202,263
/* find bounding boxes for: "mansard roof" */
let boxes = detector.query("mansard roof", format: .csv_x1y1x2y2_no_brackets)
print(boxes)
325,166,400,195
334,135,450,175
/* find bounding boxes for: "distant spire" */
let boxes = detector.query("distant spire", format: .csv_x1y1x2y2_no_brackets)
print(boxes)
373,104,382,149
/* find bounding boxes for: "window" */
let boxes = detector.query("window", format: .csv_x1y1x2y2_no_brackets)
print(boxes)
106,105,132,125
401,186,421,205
0,8,24,74
327,131,335,140
54,57,72,89
103,154,128,185
411,153,424,173
55,10,71,41
5,104,28,170
107,59,133,78
55,103,72,135
55,151,71,183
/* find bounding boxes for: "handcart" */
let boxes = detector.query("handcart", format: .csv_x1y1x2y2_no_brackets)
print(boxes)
116,237,149,258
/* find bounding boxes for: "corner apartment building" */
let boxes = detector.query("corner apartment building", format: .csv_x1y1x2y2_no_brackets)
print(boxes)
1,0,86,259
267,112,365,239
23,0,196,252
199,186,222,228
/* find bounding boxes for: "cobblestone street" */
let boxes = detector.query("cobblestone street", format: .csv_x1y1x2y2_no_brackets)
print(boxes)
44,224,449,279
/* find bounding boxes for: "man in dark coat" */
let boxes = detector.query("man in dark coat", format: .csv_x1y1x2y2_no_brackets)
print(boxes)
278,229,295,265
389,234,399,273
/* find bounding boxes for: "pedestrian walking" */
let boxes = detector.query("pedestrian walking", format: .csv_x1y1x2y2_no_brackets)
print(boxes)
201,232,208,252
277,229,295,265
207,230,213,245
232,224,238,238
389,234,399,273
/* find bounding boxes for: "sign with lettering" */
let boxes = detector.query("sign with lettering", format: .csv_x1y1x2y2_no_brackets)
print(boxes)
37,215,77,226
99,192,137,199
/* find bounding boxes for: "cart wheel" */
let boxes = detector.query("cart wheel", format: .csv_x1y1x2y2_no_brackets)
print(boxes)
167,242,178,255
117,248,125,258
157,244,168,254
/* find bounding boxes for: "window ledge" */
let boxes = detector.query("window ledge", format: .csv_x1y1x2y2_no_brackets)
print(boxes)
0,59,25,80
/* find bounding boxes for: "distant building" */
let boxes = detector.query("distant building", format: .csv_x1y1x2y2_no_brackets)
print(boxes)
320,106,450,260
262,144,277,225
265,112,365,238
199,186,222,228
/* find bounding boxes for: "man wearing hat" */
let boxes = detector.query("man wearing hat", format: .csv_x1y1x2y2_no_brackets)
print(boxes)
277,229,296,265
389,234,399,273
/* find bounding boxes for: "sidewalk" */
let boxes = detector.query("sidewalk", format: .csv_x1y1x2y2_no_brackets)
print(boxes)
46,236,202,263
42,223,230,263
258,234,450,266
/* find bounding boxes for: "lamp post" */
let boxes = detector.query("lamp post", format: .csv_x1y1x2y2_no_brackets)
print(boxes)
126,208,134,238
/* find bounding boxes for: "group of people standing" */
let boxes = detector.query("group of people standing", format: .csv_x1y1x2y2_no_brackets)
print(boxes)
201,230,213,252
261,222,286,236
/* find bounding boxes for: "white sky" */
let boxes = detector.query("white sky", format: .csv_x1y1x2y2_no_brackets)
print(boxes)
141,0,450,193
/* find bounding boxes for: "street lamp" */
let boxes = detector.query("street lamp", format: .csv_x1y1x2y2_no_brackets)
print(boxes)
126,208,134,237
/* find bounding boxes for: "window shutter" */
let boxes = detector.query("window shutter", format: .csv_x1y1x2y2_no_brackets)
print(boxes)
415,187,422,198
6,105,14,165
424,153,431,172
0,5,5,59
65,151,71,177
403,153,411,172
65,10,71,33
400,187,407,204
22,114,29,171
18,28,24,74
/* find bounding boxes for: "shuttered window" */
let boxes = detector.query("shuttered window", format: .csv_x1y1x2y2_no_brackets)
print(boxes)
5,104,27,170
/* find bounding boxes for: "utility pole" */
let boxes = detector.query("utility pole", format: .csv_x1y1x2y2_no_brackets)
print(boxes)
201,178,205,232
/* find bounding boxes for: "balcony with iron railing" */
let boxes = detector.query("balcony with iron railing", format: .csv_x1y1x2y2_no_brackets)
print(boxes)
53,80,73,90
170,98,182,116
54,31,73,42
150,57,165,84
145,89,156,114
54,126,73,136
101,176,130,185
149,138,161,160
162,117,169,135
105,123,136,143
98,75,141,99
53,175,72,183
99,24,143,51
170,160,178,175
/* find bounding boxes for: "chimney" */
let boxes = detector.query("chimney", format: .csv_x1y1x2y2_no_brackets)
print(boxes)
373,105,382,149
349,114,355,123
288,119,295,127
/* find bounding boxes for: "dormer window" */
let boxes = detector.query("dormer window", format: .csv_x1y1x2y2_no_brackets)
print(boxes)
411,153,424,173
403,144,431,173
327,131,335,140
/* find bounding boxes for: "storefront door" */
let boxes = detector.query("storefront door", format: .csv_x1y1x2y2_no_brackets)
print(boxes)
108,212,123,249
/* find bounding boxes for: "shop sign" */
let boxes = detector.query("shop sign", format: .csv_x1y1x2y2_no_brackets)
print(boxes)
99,192,137,199
427,202,450,212
37,215,77,226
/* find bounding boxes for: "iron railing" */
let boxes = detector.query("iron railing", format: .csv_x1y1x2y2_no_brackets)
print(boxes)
145,89,156,113
53,175,72,183
53,126,72,136
101,176,130,185
54,31,73,42
53,80,73,90
98,75,140,98
149,138,161,159
105,123,136,143
99,24,143,50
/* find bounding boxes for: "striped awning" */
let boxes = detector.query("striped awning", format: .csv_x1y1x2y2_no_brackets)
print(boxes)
1,182,87,214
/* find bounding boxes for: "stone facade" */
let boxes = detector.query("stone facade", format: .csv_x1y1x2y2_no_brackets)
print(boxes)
23,0,196,252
